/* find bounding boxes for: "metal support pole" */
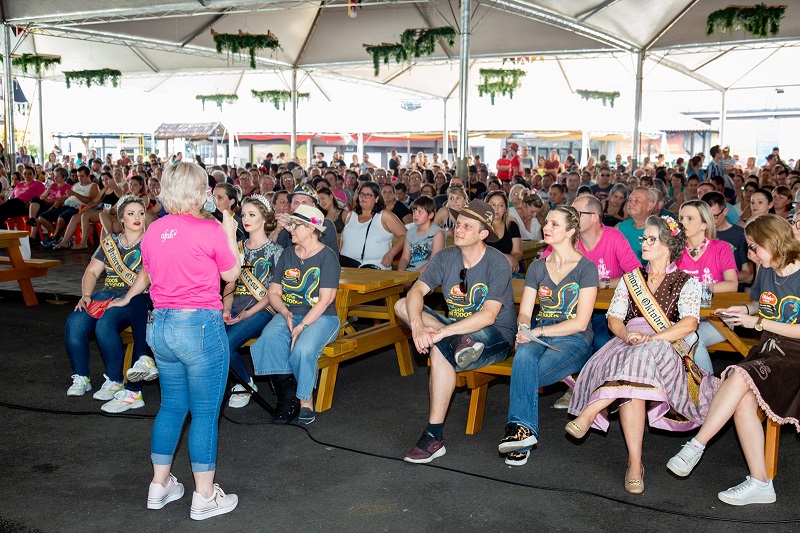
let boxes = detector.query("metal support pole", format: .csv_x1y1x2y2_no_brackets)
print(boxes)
37,79,45,165
442,98,447,161
3,25,15,160
290,68,298,162
631,49,644,172
456,0,471,179
719,89,727,147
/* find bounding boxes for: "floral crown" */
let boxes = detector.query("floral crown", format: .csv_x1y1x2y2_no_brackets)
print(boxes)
115,194,145,212
661,215,681,236
246,194,273,213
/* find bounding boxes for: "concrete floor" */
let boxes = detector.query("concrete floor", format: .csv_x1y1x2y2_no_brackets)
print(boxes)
1,246,799,532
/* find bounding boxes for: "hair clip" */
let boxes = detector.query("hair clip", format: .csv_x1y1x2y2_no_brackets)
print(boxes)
661,215,681,236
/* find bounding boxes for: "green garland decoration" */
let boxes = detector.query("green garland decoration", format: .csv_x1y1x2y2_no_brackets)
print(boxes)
2,54,62,76
576,89,621,107
212,30,281,69
251,90,310,111
478,69,526,105
195,93,239,111
706,4,786,38
64,69,122,89
366,26,456,76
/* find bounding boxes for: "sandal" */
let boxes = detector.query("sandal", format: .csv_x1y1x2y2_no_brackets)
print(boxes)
625,466,645,495
565,420,589,439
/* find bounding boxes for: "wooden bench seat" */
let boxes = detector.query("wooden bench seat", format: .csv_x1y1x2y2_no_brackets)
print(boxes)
0,255,61,305
455,357,514,434
0,256,61,269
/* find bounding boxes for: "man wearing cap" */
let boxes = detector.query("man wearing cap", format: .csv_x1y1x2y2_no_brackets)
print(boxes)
395,199,516,464
272,184,339,255
720,147,736,172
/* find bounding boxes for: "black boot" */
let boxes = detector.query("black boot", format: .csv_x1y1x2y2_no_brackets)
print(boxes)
270,374,299,425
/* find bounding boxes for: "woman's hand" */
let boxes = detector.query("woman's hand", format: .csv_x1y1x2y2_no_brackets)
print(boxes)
283,311,294,332
624,330,651,345
221,210,238,240
719,310,759,329
381,250,394,267
290,322,305,351
222,309,233,323
515,324,538,345
75,295,91,312
107,297,130,309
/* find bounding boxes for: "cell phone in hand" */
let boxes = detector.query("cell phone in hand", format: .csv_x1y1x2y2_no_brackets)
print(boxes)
711,312,736,319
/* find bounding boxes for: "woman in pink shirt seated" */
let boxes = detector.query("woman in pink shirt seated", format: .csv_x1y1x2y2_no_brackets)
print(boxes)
677,200,738,372
111,162,241,521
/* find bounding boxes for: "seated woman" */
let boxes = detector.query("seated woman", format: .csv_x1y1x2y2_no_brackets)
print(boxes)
222,196,283,408
339,182,406,269
666,215,800,506
499,205,597,466
316,187,346,234
64,195,157,413
67,171,123,250
567,215,717,495
27,167,71,238
676,200,738,372
515,192,543,240
601,184,628,227
485,191,522,274
738,188,773,227
250,205,341,425
145,177,164,224
433,186,467,239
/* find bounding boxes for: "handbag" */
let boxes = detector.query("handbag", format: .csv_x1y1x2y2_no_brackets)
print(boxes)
339,214,378,268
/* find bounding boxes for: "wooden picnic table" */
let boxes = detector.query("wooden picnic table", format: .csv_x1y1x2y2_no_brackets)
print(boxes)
0,229,60,306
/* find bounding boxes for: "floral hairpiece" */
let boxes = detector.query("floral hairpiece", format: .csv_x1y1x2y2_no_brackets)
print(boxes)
661,215,680,236
115,194,145,211
308,216,324,227
248,194,273,213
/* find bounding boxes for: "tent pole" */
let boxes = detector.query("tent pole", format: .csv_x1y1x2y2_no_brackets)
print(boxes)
719,89,727,148
631,49,644,172
3,25,15,160
37,78,45,165
442,98,447,162
456,0,471,179
291,68,297,163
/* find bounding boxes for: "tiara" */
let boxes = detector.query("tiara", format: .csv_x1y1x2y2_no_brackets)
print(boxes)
661,215,681,236
115,194,145,212
247,194,273,212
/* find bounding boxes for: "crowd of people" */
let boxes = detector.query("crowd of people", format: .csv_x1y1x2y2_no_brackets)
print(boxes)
3,142,800,519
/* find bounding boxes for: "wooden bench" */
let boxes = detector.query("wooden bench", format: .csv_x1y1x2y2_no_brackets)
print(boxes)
0,255,61,305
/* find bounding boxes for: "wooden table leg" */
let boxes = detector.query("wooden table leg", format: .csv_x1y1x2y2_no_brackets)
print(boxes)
316,363,339,412
6,243,38,306
765,418,780,479
385,292,414,376
710,317,751,355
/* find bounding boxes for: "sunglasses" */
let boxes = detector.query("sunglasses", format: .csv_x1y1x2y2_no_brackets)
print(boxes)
459,267,468,293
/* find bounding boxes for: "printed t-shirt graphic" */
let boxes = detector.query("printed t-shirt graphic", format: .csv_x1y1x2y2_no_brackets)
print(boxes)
281,267,321,307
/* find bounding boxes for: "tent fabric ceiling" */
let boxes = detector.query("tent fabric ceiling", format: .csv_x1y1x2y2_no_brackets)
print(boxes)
2,1,798,116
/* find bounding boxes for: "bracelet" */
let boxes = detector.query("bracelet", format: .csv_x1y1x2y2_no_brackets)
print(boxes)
540,326,545,337
83,293,91,298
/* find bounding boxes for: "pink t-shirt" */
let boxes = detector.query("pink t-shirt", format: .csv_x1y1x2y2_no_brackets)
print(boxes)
676,238,737,285
12,180,46,203
541,226,641,280
141,213,237,310
46,182,71,200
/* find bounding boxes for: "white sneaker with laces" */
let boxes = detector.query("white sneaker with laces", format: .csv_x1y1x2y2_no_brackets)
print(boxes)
126,355,159,382
92,374,123,401
667,441,704,477
718,476,776,506
101,389,144,413
228,380,257,409
553,390,573,409
190,484,238,520
66,374,91,396
148,474,185,510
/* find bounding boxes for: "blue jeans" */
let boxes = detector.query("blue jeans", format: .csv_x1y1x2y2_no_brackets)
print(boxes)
64,291,151,393
507,321,593,449
225,311,273,383
423,306,512,370
693,320,720,373
591,312,611,352
147,309,228,473
250,313,340,402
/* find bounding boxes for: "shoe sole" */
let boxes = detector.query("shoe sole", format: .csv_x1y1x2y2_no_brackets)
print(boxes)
718,492,776,506
404,445,446,464
101,400,145,413
67,389,90,397
126,369,159,382
148,485,185,510
190,498,238,520
666,458,696,477
92,391,122,401
498,434,538,453
455,343,485,369
505,453,529,466
298,416,315,425
228,396,251,409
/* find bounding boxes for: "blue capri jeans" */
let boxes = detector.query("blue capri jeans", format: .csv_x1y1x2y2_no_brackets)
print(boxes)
507,319,593,451
64,290,151,393
225,311,274,383
147,309,228,473
250,313,340,403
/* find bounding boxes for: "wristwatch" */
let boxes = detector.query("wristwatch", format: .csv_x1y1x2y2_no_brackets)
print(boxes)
603,279,610,289
754,317,764,332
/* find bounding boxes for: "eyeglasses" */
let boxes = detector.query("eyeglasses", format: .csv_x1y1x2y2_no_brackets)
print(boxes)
578,211,596,217
748,243,758,252
359,192,376,199
638,236,658,245
459,267,468,293
711,210,724,219
289,221,309,230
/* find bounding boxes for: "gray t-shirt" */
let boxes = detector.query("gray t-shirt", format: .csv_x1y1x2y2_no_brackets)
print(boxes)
405,222,442,271
92,234,143,295
274,244,340,316
524,256,599,342
419,245,516,344
751,265,800,324
277,218,339,256
231,239,283,315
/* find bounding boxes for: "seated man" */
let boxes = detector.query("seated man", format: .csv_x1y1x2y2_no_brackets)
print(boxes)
617,187,655,265
395,200,516,464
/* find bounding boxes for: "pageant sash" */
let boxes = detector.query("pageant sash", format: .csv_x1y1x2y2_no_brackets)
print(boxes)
101,236,137,287
237,241,275,315
623,268,704,405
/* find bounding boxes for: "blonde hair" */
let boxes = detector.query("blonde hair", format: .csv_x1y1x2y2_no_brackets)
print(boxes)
680,200,716,239
158,162,208,214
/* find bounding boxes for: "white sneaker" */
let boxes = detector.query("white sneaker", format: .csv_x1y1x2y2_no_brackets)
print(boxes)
667,441,704,477
553,390,573,409
718,477,776,506
66,374,91,396
228,380,257,409
92,374,124,400
126,355,159,382
101,389,144,413
190,484,238,521
147,474,185,510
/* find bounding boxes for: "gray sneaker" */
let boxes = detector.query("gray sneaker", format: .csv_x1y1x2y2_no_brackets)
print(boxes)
718,477,776,506
190,484,238,520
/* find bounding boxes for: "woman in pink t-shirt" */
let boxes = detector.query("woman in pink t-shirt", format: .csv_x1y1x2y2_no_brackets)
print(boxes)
677,200,738,372
111,162,241,520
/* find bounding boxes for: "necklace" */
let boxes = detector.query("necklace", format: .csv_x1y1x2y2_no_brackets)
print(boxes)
550,249,577,273
298,243,322,265
686,237,709,258
648,272,664,285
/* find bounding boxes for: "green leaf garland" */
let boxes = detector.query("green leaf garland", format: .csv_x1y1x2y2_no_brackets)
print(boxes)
366,26,456,76
706,4,786,38
212,31,281,69
576,89,621,107
251,90,310,111
64,69,122,89
478,69,526,105
365,44,409,77
1,54,62,76
196,93,239,111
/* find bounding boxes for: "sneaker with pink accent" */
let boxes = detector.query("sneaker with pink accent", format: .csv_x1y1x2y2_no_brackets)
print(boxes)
190,484,238,520
453,336,485,369
101,389,144,413
91,374,122,400
404,431,446,464
147,474,185,510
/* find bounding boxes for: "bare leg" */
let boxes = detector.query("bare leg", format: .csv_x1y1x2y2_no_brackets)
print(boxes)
152,463,172,486
74,210,98,249
694,371,750,446
620,399,646,483
53,216,78,248
193,471,216,498
99,211,114,236
571,396,616,431
429,347,456,424
733,389,768,482
38,216,55,236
